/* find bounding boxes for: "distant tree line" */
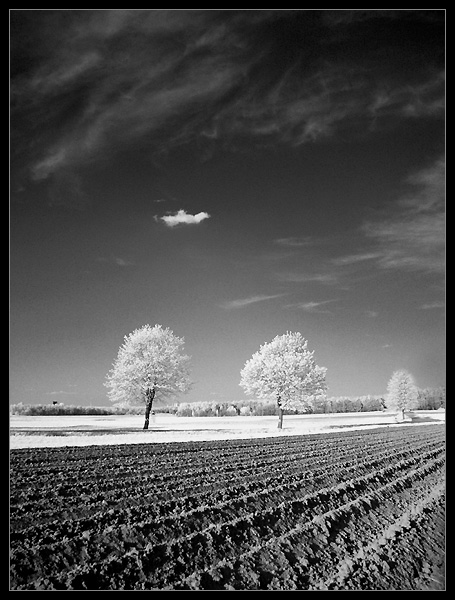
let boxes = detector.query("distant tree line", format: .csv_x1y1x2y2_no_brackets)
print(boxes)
416,387,445,410
10,387,444,417
173,396,384,417
9,403,144,416
173,388,444,417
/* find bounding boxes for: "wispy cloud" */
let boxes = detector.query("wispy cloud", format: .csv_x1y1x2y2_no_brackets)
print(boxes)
361,157,445,275
11,10,444,184
155,209,210,227
368,72,445,122
221,293,286,309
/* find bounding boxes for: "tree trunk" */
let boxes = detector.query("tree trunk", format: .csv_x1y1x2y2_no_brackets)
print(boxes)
143,387,156,430
278,407,284,429
277,396,283,429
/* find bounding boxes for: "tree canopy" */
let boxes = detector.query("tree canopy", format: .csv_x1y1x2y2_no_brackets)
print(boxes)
104,324,192,428
239,331,327,428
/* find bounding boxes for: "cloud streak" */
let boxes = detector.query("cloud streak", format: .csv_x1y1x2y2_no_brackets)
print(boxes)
419,301,445,310
331,252,383,266
284,299,338,313
273,236,319,248
221,293,286,309
277,272,339,285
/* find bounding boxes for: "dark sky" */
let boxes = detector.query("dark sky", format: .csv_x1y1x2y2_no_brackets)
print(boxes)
10,10,445,406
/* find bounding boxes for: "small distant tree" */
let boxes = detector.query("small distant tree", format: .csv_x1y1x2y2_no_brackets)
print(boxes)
386,369,418,420
104,324,192,429
239,332,327,429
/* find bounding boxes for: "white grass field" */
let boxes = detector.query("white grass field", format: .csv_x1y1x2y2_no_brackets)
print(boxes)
9,410,444,449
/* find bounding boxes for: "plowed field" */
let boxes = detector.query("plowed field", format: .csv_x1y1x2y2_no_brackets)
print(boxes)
10,423,445,590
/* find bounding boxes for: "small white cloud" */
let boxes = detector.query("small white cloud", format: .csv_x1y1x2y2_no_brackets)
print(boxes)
156,209,210,227
97,256,134,267
114,257,134,267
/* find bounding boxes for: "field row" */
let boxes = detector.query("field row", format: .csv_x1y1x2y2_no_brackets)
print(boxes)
10,426,441,518
10,441,442,542
10,424,445,590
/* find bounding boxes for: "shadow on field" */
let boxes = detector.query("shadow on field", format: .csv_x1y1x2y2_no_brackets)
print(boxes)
10,427,235,437
408,413,445,423
326,412,444,430
326,423,383,430
10,428,144,437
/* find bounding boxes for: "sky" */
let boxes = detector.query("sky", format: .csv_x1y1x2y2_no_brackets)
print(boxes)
10,9,445,407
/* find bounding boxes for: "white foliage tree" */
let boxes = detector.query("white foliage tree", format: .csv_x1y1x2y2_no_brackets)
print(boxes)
239,332,327,429
386,369,418,420
105,324,192,429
